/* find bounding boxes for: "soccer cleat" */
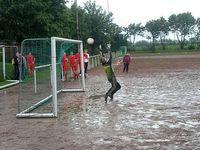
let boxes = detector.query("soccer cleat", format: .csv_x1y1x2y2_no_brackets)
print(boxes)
104,94,108,103
105,98,107,103
108,94,113,99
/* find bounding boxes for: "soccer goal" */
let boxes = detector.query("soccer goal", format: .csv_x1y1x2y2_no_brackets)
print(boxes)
0,45,19,89
16,37,85,118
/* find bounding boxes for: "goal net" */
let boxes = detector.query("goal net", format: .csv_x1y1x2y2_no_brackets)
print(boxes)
16,37,85,117
0,45,19,89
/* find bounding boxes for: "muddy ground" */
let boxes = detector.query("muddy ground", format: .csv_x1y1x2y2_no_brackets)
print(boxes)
0,54,200,150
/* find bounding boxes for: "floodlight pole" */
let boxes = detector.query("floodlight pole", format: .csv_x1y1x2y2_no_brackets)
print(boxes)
107,0,110,13
75,0,79,40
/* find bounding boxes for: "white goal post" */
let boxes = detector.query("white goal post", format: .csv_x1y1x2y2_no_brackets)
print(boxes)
51,37,85,117
16,37,85,118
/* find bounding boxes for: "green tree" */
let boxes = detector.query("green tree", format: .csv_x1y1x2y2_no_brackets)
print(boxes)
168,12,195,49
127,23,145,47
123,27,130,41
190,18,200,48
70,3,90,41
145,19,160,51
109,23,127,51
83,0,118,54
157,17,169,50
194,18,200,41
0,0,72,43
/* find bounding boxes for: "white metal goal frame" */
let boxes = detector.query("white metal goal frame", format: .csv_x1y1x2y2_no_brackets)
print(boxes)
16,37,85,118
0,45,19,90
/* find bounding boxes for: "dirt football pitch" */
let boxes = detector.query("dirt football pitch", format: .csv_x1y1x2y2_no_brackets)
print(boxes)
0,53,200,150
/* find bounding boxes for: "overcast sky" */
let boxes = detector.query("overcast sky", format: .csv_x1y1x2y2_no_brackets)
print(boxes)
78,0,200,27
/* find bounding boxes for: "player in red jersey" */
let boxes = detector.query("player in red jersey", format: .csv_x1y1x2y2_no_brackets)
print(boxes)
61,52,68,81
75,51,81,73
26,52,35,77
68,52,78,79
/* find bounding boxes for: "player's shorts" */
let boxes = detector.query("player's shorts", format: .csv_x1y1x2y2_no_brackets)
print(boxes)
28,64,34,70
62,65,68,71
71,64,78,71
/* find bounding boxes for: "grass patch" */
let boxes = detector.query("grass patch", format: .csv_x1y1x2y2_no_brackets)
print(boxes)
0,80,13,86
0,62,15,81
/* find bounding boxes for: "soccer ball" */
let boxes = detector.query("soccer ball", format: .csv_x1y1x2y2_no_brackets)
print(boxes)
87,38,94,45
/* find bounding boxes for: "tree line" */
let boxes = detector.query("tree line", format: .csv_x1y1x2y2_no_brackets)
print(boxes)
0,0,200,54
0,0,126,55
125,12,200,51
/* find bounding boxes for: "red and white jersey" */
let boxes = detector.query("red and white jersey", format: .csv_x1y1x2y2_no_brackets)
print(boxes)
83,53,89,63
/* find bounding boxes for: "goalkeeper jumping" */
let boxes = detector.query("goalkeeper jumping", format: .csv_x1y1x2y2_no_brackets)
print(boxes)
100,48,121,103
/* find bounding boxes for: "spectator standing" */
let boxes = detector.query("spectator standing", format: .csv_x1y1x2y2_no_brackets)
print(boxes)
83,49,89,77
13,52,19,80
123,52,131,73
18,53,27,80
